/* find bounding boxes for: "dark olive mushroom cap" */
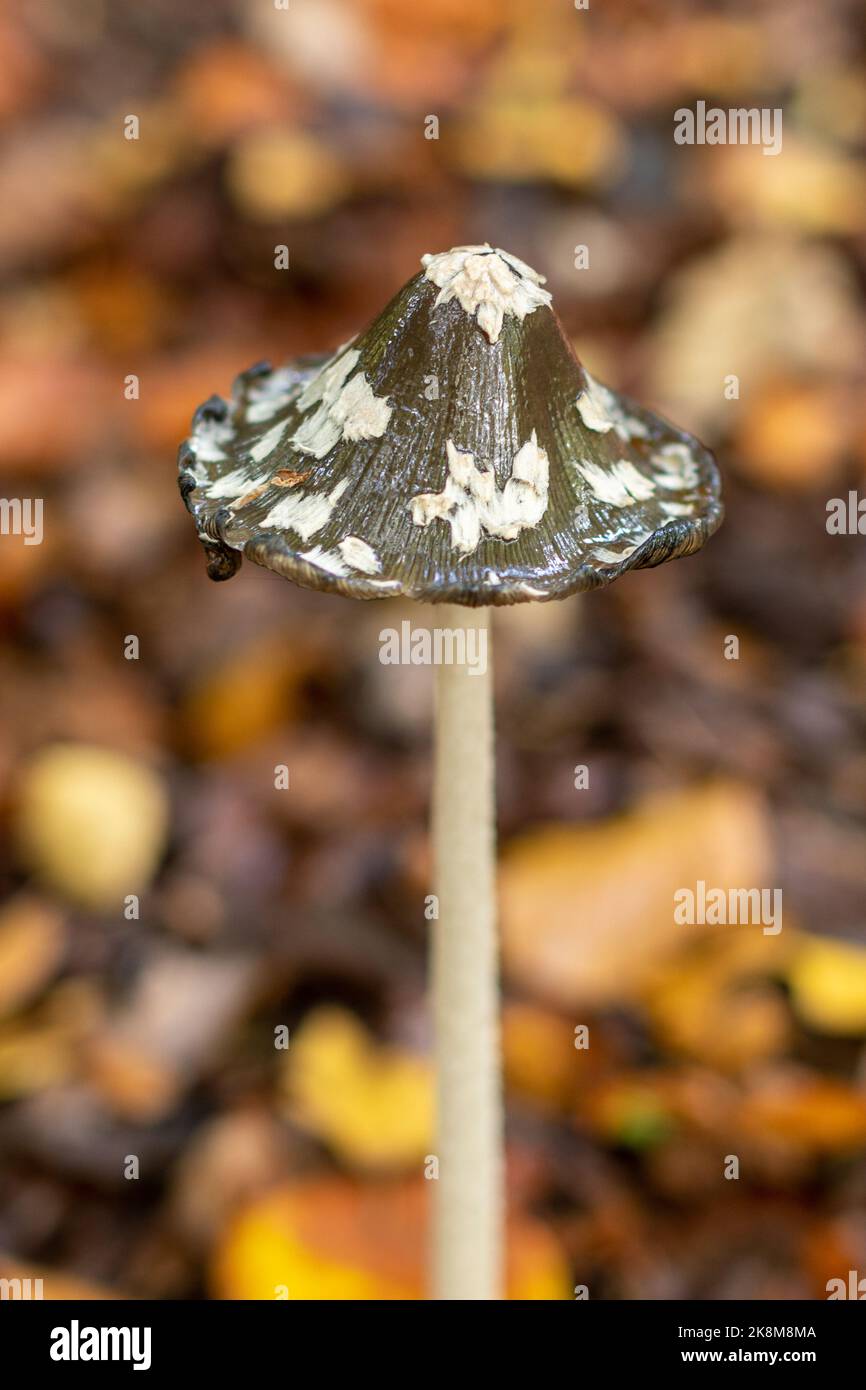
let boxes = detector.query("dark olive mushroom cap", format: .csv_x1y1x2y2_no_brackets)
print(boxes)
178,245,722,605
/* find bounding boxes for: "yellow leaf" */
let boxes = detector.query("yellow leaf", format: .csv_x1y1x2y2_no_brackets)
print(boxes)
0,1032,69,1098
284,1007,433,1170
211,1178,569,1301
456,97,625,188
788,937,866,1036
14,744,168,910
226,127,347,220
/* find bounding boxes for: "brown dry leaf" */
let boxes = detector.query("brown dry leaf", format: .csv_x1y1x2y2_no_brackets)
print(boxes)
0,979,102,1100
477,12,580,102
183,633,319,759
0,283,84,357
0,897,66,1020
500,781,772,1009
87,952,255,1122
68,263,177,355
802,1217,866,1300
211,1177,569,1300
226,127,348,220
170,1109,290,1247
446,13,619,186
65,470,180,582
283,1007,432,1170
581,1067,799,1160
581,14,769,111
172,41,296,146
14,744,169,910
12,661,166,757
85,1037,180,1125
183,641,290,759
502,1002,578,1111
0,517,58,606
740,1069,866,1154
735,380,851,491
787,936,866,1037
370,38,483,110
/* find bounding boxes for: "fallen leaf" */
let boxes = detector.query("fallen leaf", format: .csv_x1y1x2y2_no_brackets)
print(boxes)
284,1007,432,1169
0,897,66,1019
226,127,348,220
87,951,255,1122
85,1037,179,1124
585,1077,676,1151
0,357,110,472
456,97,626,188
701,137,866,236
0,980,101,1099
787,936,866,1036
0,1029,70,1099
170,1108,291,1246
740,1069,866,1153
211,1177,569,1300
14,744,169,910
648,236,865,435
502,1002,578,1110
645,932,795,1072
500,781,772,1008
136,347,264,452
183,634,315,759
172,41,295,146
735,380,852,490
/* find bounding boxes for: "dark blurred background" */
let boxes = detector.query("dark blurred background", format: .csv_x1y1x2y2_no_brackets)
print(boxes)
1,0,866,1300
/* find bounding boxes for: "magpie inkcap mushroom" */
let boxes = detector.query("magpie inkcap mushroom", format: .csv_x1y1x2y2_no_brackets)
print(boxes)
176,244,724,1302
178,244,722,605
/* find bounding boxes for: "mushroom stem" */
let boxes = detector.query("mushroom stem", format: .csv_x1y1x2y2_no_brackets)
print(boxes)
431,603,502,1300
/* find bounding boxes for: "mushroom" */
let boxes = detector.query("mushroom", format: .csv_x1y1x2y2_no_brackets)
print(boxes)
178,244,723,1300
